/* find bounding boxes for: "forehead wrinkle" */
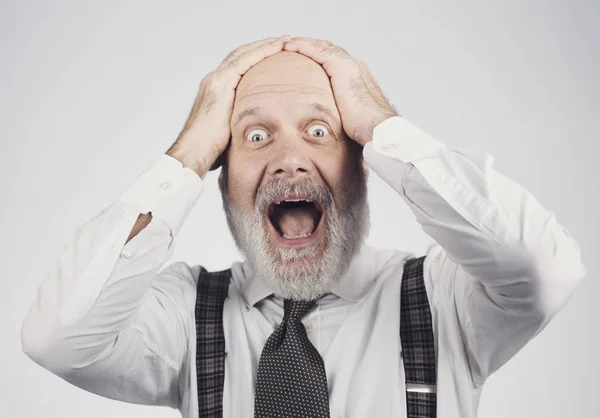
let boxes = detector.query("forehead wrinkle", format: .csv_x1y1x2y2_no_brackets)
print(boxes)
239,83,331,95
233,102,338,127
235,86,333,106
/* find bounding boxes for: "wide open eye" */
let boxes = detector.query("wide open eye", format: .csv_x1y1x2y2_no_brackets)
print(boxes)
247,129,268,143
308,124,329,139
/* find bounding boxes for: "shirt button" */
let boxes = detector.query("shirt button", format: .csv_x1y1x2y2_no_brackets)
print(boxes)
120,250,132,259
383,142,397,150
160,182,171,190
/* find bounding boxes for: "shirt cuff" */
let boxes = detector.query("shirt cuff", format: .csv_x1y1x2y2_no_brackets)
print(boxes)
365,116,447,163
119,154,204,237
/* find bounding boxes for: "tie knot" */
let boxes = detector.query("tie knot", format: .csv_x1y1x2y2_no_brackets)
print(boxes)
283,299,318,322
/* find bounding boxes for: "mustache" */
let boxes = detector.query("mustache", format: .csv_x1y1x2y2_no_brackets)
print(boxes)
255,177,333,212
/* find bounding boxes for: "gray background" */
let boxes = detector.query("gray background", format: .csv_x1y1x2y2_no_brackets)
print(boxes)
1,0,598,417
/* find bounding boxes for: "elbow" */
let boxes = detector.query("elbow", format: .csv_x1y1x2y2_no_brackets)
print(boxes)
21,320,49,369
529,254,587,319
529,221,588,316
21,316,72,377
21,318,55,371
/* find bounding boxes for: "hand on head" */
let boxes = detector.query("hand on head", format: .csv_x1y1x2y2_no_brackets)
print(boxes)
282,37,398,146
167,36,397,180
166,36,292,178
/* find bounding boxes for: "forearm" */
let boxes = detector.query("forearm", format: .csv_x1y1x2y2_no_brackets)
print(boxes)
363,117,586,308
22,154,203,372
21,202,168,361
166,126,222,180
21,200,186,406
127,212,153,244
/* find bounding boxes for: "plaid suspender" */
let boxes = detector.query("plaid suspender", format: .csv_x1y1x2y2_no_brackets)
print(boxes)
401,256,437,417
195,256,437,418
195,267,231,418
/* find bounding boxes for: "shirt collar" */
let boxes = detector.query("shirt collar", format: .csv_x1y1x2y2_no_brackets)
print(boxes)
240,244,378,307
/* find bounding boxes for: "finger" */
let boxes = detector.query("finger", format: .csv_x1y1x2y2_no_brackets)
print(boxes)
283,37,350,65
227,39,286,76
223,37,278,63
223,36,288,64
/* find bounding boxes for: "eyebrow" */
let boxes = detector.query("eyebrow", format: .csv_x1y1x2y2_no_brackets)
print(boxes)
233,102,336,127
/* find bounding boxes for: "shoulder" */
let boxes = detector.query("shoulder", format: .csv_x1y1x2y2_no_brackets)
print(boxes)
363,244,439,305
362,244,419,278
421,242,459,290
157,260,204,289
150,261,205,316
154,261,238,302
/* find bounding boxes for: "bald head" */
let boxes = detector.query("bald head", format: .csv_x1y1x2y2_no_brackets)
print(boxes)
234,51,335,109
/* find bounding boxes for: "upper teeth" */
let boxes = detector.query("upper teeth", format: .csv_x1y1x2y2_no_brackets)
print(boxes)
283,232,313,239
275,199,313,204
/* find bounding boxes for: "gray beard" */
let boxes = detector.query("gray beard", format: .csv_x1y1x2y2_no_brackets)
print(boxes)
222,176,370,300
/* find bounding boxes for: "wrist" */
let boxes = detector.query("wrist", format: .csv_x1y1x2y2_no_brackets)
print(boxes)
364,113,399,144
166,142,216,180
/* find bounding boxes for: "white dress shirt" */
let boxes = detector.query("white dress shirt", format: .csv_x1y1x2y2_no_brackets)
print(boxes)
21,117,587,418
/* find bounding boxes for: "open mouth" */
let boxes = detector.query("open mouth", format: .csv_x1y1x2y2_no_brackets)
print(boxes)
267,197,324,245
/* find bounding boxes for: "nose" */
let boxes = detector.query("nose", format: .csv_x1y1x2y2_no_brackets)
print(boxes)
267,140,315,179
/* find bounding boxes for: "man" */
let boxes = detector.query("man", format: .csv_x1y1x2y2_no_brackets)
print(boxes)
21,35,586,418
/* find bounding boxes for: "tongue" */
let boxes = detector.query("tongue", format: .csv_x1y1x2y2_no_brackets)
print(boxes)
278,207,316,238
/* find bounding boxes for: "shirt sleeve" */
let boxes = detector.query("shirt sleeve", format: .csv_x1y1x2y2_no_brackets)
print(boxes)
21,154,203,407
363,116,587,384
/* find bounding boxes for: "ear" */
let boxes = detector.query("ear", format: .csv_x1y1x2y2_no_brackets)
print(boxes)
362,160,369,178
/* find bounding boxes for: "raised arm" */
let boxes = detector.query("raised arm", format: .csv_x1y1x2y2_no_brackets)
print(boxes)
21,36,291,408
363,116,586,384
21,153,201,407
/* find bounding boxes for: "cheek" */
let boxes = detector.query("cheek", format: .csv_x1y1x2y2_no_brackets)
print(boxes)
319,149,363,205
320,145,355,179
227,165,263,211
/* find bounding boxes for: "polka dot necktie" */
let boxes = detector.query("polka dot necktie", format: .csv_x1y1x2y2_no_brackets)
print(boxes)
254,298,330,417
